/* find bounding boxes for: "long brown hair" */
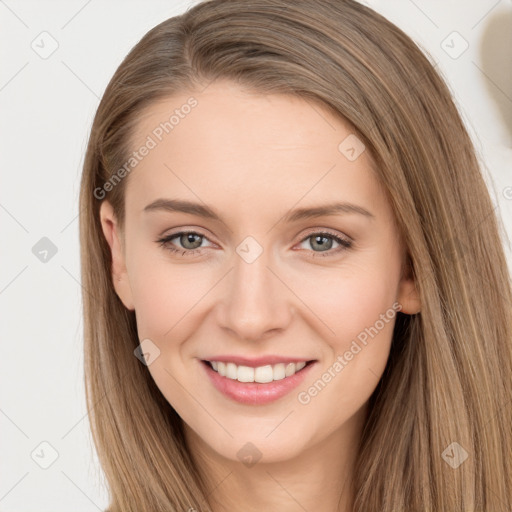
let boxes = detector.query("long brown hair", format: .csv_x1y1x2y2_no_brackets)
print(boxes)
79,1,512,510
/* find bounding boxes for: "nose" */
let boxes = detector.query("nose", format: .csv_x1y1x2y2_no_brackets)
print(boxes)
217,247,294,342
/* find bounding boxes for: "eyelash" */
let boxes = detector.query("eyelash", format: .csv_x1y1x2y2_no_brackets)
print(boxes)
156,229,352,259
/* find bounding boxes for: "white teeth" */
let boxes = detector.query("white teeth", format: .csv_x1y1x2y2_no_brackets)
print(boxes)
285,362,295,377
209,360,309,382
254,365,273,383
273,363,286,380
226,362,238,380
237,365,254,382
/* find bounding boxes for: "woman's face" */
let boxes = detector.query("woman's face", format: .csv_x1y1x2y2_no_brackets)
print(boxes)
100,80,419,465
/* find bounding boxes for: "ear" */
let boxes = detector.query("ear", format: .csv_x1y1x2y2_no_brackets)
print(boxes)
99,200,135,311
396,257,421,315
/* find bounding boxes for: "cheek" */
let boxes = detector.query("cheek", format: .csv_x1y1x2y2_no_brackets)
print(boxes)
290,256,401,346
129,267,176,336
290,256,401,412
126,240,216,338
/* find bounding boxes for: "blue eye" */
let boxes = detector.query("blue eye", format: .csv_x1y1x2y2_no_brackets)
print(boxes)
156,230,352,258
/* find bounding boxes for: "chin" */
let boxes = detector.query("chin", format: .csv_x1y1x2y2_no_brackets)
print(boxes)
196,426,311,466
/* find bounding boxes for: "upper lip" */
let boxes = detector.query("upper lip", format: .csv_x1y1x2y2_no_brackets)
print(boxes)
201,355,316,367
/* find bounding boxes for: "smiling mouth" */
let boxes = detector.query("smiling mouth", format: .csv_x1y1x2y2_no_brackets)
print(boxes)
202,360,315,383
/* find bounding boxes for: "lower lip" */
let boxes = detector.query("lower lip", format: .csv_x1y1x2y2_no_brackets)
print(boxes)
200,360,317,405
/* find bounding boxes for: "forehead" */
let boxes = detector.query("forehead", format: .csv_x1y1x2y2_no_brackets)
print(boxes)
124,80,387,222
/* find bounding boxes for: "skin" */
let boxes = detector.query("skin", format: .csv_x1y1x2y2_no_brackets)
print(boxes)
100,79,420,512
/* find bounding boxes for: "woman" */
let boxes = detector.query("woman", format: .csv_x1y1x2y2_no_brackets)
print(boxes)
79,1,512,510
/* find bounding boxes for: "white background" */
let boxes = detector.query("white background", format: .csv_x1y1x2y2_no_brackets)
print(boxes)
1,1,511,510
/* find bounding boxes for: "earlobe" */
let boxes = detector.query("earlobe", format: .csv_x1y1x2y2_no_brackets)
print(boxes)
99,200,135,311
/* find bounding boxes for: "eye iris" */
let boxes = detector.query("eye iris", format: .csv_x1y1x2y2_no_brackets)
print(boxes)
181,233,202,250
310,235,333,251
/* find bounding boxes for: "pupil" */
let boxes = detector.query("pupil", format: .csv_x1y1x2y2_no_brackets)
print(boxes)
313,235,332,251
183,233,201,249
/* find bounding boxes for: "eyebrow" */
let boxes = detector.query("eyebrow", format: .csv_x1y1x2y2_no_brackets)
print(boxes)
143,198,375,222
